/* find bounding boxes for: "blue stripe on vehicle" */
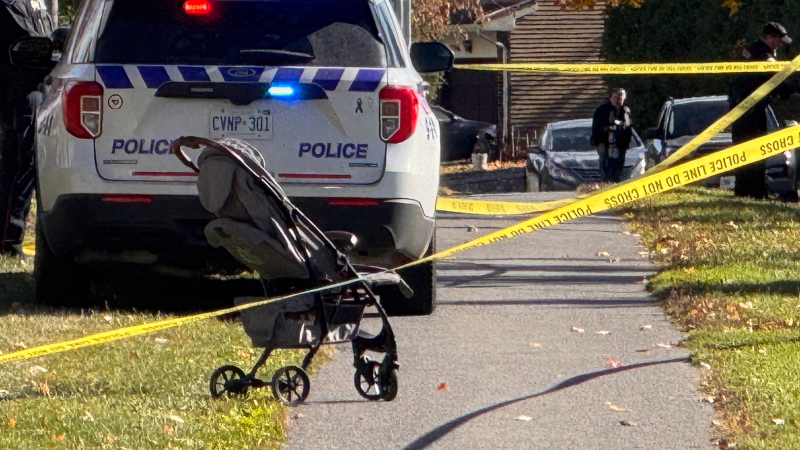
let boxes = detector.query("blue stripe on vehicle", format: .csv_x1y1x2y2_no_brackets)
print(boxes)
137,66,171,89
96,66,133,89
313,68,344,91
178,66,211,82
272,67,304,83
349,69,385,92
219,67,265,82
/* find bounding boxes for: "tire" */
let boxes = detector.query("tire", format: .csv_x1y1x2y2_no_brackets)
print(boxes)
34,215,91,307
378,236,437,316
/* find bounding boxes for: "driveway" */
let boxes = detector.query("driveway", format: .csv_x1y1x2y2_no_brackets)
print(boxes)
284,192,714,449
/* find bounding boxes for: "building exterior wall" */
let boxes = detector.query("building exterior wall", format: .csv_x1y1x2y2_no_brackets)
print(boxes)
508,1,608,151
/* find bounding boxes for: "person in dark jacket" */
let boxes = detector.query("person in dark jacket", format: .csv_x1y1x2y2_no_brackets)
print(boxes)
729,22,794,199
591,87,632,182
0,0,52,256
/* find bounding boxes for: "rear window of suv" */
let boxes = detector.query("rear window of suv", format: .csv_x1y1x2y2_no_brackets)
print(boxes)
94,0,393,67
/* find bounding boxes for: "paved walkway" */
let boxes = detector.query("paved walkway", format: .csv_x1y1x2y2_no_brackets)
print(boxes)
284,193,714,449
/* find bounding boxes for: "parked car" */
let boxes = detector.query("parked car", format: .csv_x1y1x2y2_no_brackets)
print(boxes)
432,105,497,161
12,0,453,315
525,118,646,191
644,95,799,199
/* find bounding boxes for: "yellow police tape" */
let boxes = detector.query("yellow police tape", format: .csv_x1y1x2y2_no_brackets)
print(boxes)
405,125,799,266
439,53,800,216
3,125,798,365
455,61,790,74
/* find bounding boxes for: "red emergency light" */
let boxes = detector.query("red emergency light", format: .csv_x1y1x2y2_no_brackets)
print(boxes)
183,0,211,15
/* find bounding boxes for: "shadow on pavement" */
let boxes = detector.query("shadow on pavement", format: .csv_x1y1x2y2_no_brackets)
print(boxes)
438,298,658,308
403,357,690,450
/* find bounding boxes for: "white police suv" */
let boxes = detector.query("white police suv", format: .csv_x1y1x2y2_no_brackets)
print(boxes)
11,0,452,314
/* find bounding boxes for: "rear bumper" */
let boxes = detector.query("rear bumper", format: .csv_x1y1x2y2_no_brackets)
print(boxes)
40,194,434,269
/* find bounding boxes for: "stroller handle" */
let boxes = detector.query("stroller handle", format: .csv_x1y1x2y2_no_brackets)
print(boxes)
171,136,215,173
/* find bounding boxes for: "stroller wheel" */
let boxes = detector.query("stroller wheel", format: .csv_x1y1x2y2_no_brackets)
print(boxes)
354,360,383,401
209,365,249,398
271,366,310,406
382,368,399,402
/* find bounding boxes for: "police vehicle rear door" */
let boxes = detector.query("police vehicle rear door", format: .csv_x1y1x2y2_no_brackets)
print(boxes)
92,0,395,185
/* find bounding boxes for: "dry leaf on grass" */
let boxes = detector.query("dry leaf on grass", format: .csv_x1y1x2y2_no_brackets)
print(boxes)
51,433,66,441
773,418,785,425
700,362,712,370
28,365,47,376
106,434,118,444
604,401,626,412
514,415,533,421
154,337,169,344
436,382,449,391
168,414,184,424
163,426,174,436
7,418,15,427
82,411,94,422
39,381,50,397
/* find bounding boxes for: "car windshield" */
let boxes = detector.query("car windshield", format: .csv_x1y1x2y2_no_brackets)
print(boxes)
670,101,730,138
94,0,389,67
550,126,595,152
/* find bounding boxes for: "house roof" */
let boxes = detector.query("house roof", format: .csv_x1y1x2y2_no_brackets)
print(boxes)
451,0,538,31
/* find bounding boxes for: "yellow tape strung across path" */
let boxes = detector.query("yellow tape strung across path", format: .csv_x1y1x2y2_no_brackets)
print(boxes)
0,276,364,365
408,125,799,266
1,127,797,365
438,54,800,216
456,61,790,74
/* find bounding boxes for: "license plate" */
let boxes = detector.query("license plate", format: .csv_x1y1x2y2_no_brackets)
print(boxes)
720,175,735,190
209,107,272,140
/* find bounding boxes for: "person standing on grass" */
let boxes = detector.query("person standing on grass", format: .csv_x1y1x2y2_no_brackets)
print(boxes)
0,0,52,256
591,87,632,183
729,22,795,199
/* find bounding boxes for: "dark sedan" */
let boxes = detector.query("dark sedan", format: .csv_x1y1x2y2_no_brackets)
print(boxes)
526,118,646,191
432,105,497,162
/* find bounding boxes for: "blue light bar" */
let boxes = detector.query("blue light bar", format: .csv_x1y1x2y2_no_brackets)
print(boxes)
268,85,296,97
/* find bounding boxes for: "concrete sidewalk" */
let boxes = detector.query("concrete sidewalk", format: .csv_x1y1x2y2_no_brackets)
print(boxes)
284,193,714,449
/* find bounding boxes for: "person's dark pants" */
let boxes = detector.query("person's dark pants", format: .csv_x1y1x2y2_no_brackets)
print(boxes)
598,143,628,183
732,108,768,198
0,97,36,254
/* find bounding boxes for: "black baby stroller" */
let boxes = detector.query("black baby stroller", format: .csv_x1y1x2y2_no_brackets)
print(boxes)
172,136,410,406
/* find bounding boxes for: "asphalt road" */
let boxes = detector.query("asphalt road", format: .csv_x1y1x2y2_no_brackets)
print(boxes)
284,192,714,449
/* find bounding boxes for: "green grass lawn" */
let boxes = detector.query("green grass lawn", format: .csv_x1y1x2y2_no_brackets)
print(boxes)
0,240,313,448
623,187,800,449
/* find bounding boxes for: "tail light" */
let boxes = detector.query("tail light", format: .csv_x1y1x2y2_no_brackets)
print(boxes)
183,0,212,15
63,81,103,139
379,86,418,143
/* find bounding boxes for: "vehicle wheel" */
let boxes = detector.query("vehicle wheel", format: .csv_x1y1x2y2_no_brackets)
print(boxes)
271,366,310,406
33,214,91,307
209,365,249,398
526,172,541,192
378,236,437,316
381,368,399,402
354,360,382,401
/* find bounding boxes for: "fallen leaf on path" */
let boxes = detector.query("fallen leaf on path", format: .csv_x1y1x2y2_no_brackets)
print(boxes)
604,358,623,368
596,330,611,335
514,415,533,421
702,396,715,403
604,401,626,412
294,413,305,420
436,382,449,391
637,251,649,257
655,343,672,349
640,325,652,331
619,420,637,427
466,225,478,233
571,326,584,333
529,342,541,347
635,349,649,353
597,251,610,257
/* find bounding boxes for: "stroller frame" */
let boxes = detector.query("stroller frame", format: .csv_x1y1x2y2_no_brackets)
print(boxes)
173,136,406,405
